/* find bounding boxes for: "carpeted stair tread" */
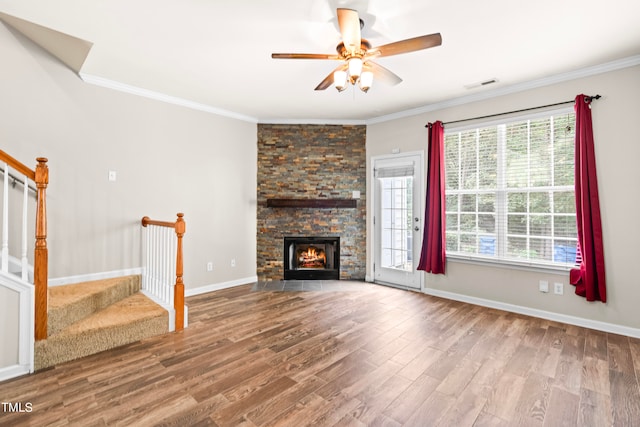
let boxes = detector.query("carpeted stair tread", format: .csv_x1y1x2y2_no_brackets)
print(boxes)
48,275,141,336
61,292,167,333
35,293,168,370
48,275,140,308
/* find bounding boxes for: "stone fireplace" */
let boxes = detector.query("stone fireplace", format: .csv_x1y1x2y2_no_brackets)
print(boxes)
284,236,340,280
257,124,366,281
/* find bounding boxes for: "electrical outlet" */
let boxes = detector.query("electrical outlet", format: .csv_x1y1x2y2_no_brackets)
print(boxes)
231,258,236,267
554,282,564,295
108,170,117,182
539,280,549,293
206,262,213,272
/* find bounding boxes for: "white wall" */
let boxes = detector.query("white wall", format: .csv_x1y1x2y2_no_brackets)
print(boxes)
0,22,257,291
0,286,19,367
367,65,640,332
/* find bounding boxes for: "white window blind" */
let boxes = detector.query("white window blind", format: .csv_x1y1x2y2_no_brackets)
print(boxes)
444,110,577,268
375,164,415,178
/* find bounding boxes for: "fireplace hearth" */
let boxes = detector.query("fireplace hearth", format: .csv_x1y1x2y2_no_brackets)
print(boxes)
284,236,340,280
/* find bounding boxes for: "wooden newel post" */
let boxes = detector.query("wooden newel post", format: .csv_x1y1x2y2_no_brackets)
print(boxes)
34,157,49,341
174,213,185,331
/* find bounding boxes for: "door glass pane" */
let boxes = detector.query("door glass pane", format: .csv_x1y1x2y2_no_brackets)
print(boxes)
379,176,413,272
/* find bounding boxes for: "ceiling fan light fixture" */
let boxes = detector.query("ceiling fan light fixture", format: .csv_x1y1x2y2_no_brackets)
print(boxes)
359,71,373,92
272,8,441,94
334,70,348,91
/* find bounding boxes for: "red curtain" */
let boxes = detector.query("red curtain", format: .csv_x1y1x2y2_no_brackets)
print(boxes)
418,121,446,274
570,94,606,302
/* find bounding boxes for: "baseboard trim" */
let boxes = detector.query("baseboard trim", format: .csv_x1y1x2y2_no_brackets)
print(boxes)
0,364,30,383
48,270,638,337
49,269,256,297
185,276,258,297
48,268,144,287
422,287,640,339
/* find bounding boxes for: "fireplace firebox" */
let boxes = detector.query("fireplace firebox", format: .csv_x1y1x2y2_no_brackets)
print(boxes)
284,236,340,280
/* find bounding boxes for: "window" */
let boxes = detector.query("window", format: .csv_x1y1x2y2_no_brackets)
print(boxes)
377,165,414,272
444,110,577,268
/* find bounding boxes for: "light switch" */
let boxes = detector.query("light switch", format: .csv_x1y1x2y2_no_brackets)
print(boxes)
539,280,549,293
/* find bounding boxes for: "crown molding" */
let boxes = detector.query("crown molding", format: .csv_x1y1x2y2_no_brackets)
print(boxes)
366,54,640,125
80,72,366,125
79,73,259,123
258,118,367,125
80,55,640,126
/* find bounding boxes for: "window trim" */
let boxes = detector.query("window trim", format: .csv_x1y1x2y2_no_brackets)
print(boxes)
447,252,574,273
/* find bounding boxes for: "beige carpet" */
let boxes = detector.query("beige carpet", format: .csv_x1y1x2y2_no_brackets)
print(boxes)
47,275,142,335
35,275,168,370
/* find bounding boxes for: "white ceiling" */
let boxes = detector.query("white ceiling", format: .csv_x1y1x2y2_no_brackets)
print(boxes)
1,0,639,124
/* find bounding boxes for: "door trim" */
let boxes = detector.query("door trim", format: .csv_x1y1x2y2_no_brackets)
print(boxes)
370,151,425,291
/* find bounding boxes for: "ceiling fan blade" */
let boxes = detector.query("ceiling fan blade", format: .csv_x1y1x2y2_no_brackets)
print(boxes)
368,33,442,58
272,53,341,60
315,64,348,91
337,8,361,54
365,61,403,86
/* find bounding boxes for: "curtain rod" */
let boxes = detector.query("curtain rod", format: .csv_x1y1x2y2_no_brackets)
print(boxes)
426,94,601,127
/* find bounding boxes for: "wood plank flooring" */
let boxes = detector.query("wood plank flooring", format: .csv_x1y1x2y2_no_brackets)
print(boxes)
2,281,640,426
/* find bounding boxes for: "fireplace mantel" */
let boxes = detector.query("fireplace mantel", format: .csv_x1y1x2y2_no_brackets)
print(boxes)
266,198,357,208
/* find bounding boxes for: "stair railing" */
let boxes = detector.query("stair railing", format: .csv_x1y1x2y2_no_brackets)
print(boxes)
141,213,186,331
0,150,48,341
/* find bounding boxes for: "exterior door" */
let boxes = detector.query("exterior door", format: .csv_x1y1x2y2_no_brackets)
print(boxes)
373,152,424,289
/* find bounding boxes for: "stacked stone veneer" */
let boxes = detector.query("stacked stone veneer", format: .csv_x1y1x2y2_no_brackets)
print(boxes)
257,124,366,281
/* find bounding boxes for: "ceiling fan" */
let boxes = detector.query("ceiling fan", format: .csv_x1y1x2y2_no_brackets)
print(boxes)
271,8,442,93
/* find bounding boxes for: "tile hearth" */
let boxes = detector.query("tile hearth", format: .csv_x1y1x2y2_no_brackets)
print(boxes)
251,280,369,292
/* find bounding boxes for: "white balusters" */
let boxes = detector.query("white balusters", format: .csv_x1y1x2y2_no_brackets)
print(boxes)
0,163,34,281
142,222,178,310
2,163,8,273
21,173,29,281
141,213,185,332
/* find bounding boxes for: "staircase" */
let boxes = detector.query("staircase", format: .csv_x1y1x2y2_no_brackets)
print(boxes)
34,275,168,370
1,151,186,379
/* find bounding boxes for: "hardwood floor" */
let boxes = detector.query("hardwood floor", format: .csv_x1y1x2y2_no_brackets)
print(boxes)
2,281,640,426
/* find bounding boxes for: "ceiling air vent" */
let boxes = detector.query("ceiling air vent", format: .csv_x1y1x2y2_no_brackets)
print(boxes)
464,78,499,89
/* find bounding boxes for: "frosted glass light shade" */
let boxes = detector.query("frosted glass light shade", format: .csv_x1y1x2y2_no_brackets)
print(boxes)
334,70,347,91
348,58,363,79
359,71,373,92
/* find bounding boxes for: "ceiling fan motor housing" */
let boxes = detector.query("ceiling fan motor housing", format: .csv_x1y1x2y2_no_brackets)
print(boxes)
336,39,372,59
